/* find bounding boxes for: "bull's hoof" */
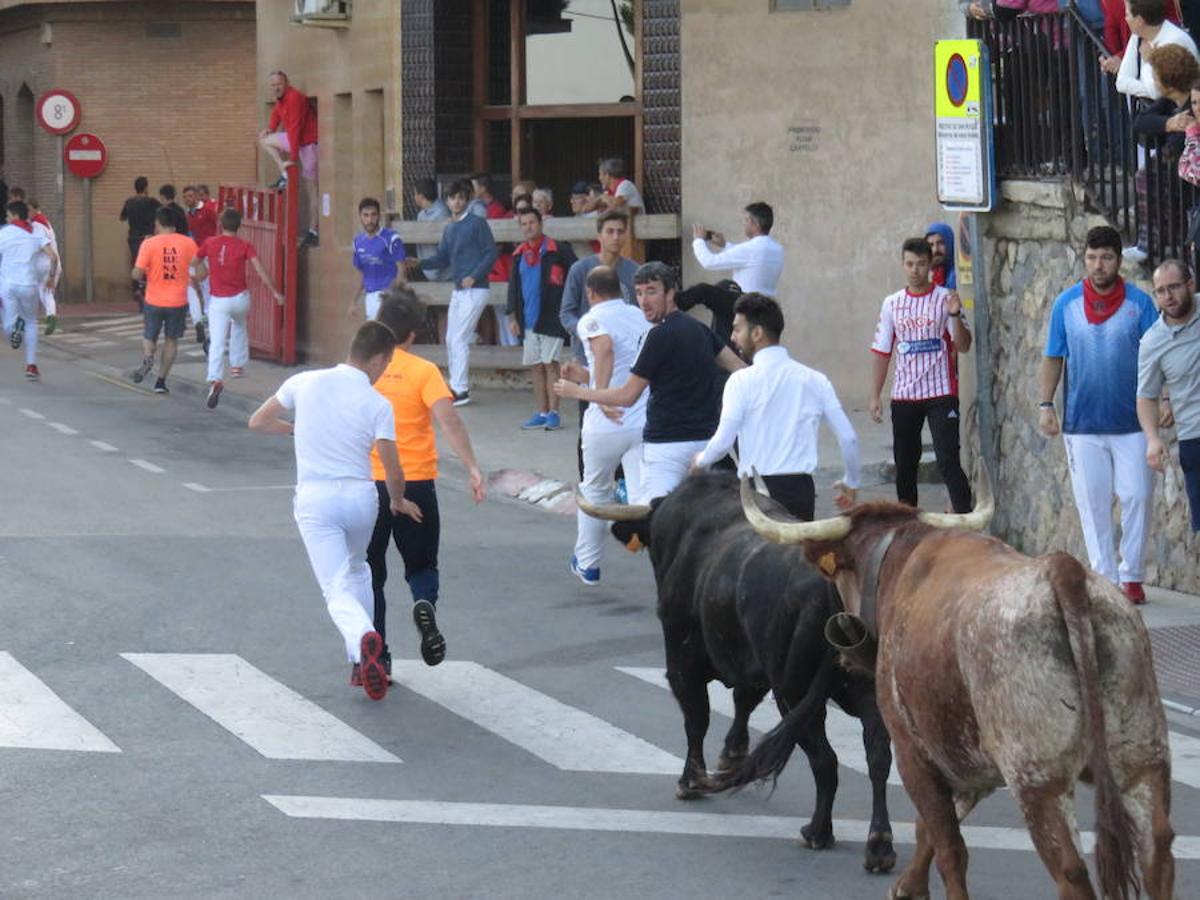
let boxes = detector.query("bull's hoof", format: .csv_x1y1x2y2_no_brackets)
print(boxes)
863,831,897,874
675,773,714,800
799,823,836,850
716,747,747,772
887,883,930,900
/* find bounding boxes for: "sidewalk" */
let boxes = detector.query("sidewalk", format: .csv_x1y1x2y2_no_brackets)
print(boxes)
38,304,1200,716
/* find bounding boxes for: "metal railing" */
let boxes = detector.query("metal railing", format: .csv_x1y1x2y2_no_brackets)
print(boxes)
967,8,1196,266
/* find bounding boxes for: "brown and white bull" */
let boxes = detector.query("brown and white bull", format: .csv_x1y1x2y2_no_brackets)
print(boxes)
737,473,1175,900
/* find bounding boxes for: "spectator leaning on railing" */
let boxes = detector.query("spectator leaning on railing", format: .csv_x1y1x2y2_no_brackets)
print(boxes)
1103,0,1198,100
1133,43,1199,154
1175,77,1200,183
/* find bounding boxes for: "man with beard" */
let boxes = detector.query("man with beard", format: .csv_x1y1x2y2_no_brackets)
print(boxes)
691,293,860,521
925,221,957,289
1140,258,1200,533
1039,226,1158,603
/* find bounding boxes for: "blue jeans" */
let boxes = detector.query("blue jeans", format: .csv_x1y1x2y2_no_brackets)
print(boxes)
1180,438,1200,533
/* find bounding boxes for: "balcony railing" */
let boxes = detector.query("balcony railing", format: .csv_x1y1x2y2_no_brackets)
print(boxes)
968,7,1195,266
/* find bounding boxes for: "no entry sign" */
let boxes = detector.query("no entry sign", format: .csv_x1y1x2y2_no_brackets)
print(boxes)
64,133,108,179
36,89,81,135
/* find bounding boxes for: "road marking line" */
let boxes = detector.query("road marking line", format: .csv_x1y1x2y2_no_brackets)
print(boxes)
390,660,680,774
184,484,295,493
47,422,79,435
259,796,1200,858
122,653,401,763
128,459,165,474
617,666,901,786
183,482,213,493
88,440,118,452
0,653,120,753
1168,729,1200,790
18,408,45,420
91,372,151,395
184,350,206,358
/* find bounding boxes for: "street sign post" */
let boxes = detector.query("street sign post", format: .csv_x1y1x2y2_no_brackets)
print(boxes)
36,89,81,303
934,39,994,212
64,133,108,302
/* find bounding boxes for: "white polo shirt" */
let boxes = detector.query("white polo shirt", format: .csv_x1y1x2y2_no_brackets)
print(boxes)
275,364,396,484
577,298,652,435
694,346,861,486
691,234,785,297
0,224,51,287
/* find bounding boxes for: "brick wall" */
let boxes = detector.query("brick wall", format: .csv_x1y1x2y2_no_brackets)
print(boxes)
0,2,257,303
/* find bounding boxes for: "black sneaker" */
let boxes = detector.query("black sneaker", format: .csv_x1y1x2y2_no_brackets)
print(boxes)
153,377,169,394
412,599,446,667
206,380,223,409
195,320,207,346
268,174,288,190
131,356,154,384
299,229,319,249
381,647,393,684
10,316,24,349
44,315,57,336
452,390,471,407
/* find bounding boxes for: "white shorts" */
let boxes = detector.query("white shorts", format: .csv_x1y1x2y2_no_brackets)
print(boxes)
522,331,563,366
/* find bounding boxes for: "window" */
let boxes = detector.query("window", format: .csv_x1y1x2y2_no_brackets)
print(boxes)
292,0,352,26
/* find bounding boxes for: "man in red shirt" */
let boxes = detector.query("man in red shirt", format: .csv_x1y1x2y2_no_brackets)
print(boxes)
184,185,218,348
193,207,283,408
258,70,320,248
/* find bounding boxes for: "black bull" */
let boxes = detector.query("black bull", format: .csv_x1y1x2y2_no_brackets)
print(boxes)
597,473,896,873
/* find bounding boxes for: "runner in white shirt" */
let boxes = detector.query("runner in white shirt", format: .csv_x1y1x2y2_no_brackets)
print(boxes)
690,202,785,297
249,321,422,701
560,265,652,585
692,294,860,520
0,200,59,381
29,200,59,333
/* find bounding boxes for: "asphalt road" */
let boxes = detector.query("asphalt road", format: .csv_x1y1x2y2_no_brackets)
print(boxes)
1,348,1198,899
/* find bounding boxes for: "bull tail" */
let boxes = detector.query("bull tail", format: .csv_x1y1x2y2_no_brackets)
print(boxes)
1047,553,1140,900
703,649,838,794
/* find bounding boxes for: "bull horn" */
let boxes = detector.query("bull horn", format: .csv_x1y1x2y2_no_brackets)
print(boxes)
917,459,995,531
739,476,851,544
574,488,652,522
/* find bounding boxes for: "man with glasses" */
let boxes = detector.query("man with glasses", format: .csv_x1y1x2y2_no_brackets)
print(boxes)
1140,259,1200,533
1038,226,1159,604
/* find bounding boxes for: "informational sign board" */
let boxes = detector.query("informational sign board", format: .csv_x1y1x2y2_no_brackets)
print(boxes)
64,133,108,179
934,39,994,211
36,89,81,135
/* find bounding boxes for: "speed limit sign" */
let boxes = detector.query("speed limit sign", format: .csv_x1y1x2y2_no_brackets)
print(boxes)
36,89,81,135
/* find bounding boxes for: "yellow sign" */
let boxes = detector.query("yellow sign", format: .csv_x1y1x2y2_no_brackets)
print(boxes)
934,38,993,210
935,39,983,119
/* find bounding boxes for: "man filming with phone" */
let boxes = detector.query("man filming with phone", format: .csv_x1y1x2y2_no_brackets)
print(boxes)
691,202,785,297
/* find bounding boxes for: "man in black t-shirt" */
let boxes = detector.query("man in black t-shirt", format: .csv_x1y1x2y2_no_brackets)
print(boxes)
120,177,161,306
556,261,744,500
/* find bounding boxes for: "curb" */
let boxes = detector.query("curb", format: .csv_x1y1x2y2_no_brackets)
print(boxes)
1163,698,1200,718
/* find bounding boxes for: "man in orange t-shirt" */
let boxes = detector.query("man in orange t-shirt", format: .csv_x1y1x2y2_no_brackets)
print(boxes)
367,290,486,673
132,207,200,394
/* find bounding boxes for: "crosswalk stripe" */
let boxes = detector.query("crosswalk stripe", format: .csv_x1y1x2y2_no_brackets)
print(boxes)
260,795,1200,858
390,660,680,774
121,653,401,763
0,652,120,753
616,666,902,786
1168,729,1200,790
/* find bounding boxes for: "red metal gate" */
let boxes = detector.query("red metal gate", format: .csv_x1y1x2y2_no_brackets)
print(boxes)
217,179,299,365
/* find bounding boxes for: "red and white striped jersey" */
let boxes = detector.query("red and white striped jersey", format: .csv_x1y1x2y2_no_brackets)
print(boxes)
871,285,966,401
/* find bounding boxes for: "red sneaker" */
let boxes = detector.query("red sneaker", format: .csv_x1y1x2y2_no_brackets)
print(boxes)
359,631,388,700
1121,582,1147,605
24,364,39,381
349,663,362,687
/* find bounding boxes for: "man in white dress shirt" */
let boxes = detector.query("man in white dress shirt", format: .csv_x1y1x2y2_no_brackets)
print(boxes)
248,321,422,701
692,293,860,520
1102,0,1200,99
691,202,785,298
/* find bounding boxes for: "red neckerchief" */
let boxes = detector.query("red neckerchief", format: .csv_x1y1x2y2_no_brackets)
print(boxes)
605,177,626,197
9,219,32,233
518,236,548,268
931,265,947,286
31,213,50,227
1082,276,1126,325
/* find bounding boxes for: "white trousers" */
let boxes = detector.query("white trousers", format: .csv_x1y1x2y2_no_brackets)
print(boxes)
364,290,384,321
293,479,379,662
1,283,40,365
1063,432,1154,584
187,276,209,323
206,291,251,383
641,439,709,502
494,304,519,347
446,287,490,393
574,427,645,570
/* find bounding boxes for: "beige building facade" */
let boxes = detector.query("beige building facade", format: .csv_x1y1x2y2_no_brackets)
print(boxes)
260,0,968,400
0,0,257,303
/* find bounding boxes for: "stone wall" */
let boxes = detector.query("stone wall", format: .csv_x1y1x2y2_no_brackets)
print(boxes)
981,180,1198,593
